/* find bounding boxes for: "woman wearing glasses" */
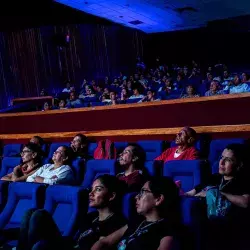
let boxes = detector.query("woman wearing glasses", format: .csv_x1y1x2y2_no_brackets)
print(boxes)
1,143,42,182
92,177,181,250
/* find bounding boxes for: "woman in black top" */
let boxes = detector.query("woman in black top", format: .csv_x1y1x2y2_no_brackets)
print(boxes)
16,174,127,250
92,177,181,250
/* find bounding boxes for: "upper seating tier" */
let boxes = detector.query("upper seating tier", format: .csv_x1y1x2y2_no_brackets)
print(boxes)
0,94,250,139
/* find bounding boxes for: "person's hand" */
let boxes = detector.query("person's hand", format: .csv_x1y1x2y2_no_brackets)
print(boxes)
71,144,76,152
34,176,44,183
195,191,207,198
11,175,17,182
184,189,196,197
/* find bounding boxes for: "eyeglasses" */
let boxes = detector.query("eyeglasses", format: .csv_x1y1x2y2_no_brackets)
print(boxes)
21,150,32,155
137,188,153,198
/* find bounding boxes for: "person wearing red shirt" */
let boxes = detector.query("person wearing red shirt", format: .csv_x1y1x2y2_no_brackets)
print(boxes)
155,127,199,163
117,143,148,192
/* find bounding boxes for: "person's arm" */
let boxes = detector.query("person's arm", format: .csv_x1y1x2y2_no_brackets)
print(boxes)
91,225,128,250
184,189,197,197
26,166,43,182
43,167,74,185
221,193,250,208
155,149,169,161
157,236,174,250
13,169,39,182
1,172,13,181
189,148,199,160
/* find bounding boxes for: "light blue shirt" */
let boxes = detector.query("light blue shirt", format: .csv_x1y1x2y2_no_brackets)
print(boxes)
229,83,250,94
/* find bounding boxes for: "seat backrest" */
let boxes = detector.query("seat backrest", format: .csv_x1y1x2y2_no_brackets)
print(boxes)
144,160,163,177
81,160,116,188
44,185,88,237
208,138,245,164
122,192,139,221
88,143,97,157
48,142,70,159
3,144,22,157
0,157,22,178
71,158,85,185
163,160,207,192
137,140,163,161
0,182,46,229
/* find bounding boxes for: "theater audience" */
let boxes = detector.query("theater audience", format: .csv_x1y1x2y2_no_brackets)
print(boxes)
229,75,250,94
117,143,148,192
155,127,199,163
181,85,200,98
26,146,74,185
70,133,90,160
185,143,250,250
92,177,181,250
1,143,42,182
16,175,126,250
205,80,224,96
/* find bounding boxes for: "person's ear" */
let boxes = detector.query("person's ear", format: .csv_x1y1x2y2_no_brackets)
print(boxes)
155,194,164,207
188,137,195,145
132,156,139,162
32,152,37,159
109,192,116,202
63,156,68,163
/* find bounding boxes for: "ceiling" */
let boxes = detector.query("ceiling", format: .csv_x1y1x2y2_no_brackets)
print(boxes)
54,0,250,33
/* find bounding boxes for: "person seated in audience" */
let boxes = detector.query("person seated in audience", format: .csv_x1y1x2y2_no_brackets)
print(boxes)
1,143,42,182
229,75,250,94
59,99,68,109
66,91,82,108
30,136,44,148
128,87,144,99
117,143,148,192
62,81,71,93
139,90,159,102
181,84,200,98
241,72,249,83
155,127,199,163
26,146,74,185
70,133,90,160
16,175,127,250
42,102,51,111
205,80,224,96
185,143,250,250
92,177,181,250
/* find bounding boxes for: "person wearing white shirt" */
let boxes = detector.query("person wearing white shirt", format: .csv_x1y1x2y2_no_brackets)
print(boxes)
26,146,74,185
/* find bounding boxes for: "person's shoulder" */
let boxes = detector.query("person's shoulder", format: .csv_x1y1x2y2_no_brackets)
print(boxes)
41,164,53,169
157,219,179,236
61,164,72,170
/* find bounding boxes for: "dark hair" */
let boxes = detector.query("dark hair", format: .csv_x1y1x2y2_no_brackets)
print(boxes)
61,145,73,165
74,133,88,144
32,136,44,146
225,143,248,174
183,127,197,142
148,177,181,224
128,143,146,170
23,143,43,165
95,174,126,211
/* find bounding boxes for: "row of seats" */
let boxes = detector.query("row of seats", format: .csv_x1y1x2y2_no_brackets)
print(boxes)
0,181,203,247
1,137,247,165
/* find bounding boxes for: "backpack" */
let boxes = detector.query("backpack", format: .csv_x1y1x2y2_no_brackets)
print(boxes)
93,139,117,159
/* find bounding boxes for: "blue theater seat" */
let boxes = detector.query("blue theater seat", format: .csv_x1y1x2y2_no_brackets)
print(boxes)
0,182,46,230
144,160,163,177
114,142,128,154
122,192,139,221
137,140,163,161
71,158,85,185
0,181,10,212
208,138,245,164
3,144,22,157
48,142,70,160
44,185,88,237
0,157,22,178
163,160,208,192
88,142,97,157
81,160,116,189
